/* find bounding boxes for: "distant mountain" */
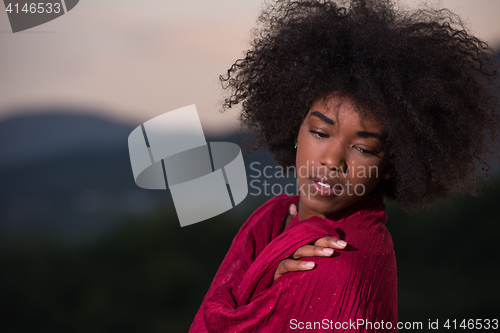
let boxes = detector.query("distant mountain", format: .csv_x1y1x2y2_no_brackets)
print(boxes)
0,109,135,169
0,108,270,170
0,108,281,243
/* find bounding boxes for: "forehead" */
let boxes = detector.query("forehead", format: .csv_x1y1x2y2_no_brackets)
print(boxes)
308,95,384,132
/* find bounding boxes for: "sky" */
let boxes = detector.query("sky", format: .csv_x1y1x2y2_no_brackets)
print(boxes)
1,0,499,135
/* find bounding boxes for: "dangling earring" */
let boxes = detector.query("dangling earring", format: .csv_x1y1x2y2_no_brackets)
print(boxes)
294,143,298,149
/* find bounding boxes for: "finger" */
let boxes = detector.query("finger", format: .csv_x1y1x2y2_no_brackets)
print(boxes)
285,203,297,222
283,203,298,231
274,259,315,281
313,236,347,249
291,244,334,259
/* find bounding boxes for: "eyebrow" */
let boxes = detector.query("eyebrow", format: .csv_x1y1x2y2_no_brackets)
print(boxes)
310,111,384,142
310,111,334,125
357,131,384,142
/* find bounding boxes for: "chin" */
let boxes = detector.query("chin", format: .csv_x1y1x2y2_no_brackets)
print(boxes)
301,194,342,217
302,190,369,218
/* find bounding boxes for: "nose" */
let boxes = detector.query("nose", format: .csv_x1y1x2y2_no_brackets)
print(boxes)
319,141,348,174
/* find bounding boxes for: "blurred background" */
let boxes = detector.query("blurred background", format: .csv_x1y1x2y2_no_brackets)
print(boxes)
0,0,499,332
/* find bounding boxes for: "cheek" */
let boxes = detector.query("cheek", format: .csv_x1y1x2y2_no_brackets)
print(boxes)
367,165,381,179
295,129,313,166
348,160,384,186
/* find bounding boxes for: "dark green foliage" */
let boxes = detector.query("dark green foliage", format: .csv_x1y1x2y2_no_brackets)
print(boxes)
0,187,498,332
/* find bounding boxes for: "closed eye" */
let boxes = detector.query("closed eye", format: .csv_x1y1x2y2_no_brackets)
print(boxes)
309,130,328,138
355,146,381,157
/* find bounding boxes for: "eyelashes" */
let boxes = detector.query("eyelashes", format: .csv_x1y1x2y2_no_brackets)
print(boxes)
354,147,380,156
309,130,327,138
308,130,381,157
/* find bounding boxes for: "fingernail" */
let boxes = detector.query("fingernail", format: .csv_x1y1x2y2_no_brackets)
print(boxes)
289,203,297,214
322,248,334,255
336,240,347,247
305,262,315,269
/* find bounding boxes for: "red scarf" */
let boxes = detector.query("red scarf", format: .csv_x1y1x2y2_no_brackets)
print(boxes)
189,193,397,332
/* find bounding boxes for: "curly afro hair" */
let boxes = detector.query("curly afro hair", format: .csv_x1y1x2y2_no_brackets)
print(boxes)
220,0,500,211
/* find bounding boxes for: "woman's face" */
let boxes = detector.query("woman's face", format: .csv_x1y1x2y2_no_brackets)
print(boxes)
296,94,390,221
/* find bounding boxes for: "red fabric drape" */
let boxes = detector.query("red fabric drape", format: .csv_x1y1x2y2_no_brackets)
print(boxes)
189,193,397,332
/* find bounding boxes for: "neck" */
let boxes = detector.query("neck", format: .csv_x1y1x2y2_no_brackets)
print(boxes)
298,198,326,221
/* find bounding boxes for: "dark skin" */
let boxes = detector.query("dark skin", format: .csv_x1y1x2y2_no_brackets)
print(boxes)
273,204,347,281
273,94,391,282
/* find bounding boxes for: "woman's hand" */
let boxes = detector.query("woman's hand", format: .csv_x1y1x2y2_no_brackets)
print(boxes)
273,204,347,282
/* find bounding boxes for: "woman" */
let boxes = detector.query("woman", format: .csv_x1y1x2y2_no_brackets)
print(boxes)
189,0,500,331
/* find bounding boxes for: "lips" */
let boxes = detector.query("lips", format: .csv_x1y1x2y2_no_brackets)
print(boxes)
309,175,343,196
